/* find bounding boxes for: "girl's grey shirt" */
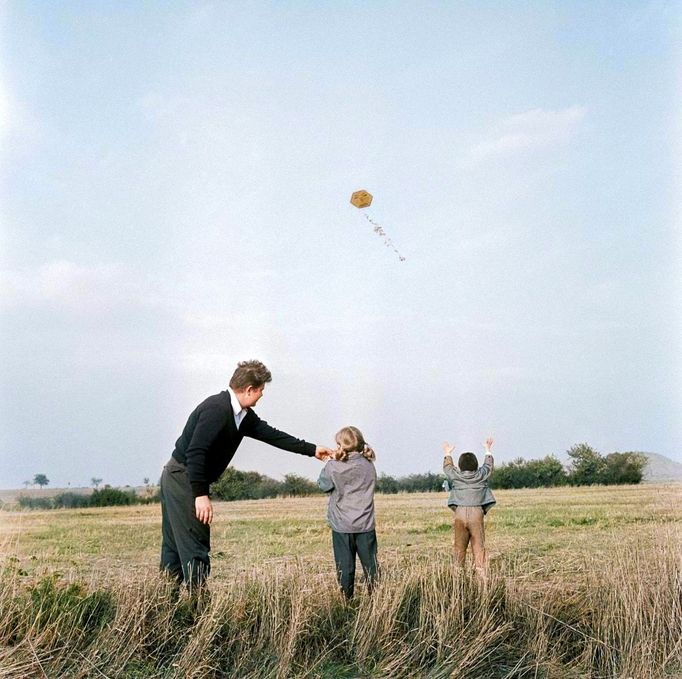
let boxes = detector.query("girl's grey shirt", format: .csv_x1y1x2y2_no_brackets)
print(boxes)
443,454,496,514
317,453,376,533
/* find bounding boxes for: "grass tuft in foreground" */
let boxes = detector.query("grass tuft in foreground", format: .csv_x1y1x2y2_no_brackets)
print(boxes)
1,534,680,678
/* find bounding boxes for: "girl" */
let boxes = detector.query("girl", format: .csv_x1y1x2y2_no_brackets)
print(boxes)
317,426,379,599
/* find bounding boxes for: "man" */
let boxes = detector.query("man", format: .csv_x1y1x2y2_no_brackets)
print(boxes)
160,359,333,588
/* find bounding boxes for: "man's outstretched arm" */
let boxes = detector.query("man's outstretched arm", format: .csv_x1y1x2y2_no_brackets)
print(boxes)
242,412,333,459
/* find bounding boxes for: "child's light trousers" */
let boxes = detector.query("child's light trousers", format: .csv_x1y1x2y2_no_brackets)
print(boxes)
451,505,485,571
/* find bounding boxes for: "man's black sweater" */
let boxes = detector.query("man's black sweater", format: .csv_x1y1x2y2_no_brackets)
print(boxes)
171,390,316,497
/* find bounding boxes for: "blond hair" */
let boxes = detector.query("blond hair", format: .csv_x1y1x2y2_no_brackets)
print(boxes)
334,426,375,462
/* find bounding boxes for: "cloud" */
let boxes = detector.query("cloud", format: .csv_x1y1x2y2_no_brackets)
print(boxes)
0,73,42,158
180,352,238,374
471,106,587,161
0,77,9,142
0,260,155,312
0,259,281,331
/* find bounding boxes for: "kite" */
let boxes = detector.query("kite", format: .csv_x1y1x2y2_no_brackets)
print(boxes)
350,189,406,262
350,190,373,208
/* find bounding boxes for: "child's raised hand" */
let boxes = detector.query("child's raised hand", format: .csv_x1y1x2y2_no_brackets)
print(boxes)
484,437,494,452
442,442,455,456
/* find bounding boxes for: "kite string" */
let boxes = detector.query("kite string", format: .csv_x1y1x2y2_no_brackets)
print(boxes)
363,214,406,261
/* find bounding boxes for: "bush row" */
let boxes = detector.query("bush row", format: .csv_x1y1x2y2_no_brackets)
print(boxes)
17,486,160,510
210,445,648,500
16,445,648,508
488,446,647,489
210,469,320,500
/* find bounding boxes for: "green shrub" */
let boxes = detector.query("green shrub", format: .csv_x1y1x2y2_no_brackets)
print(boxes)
16,487,157,511
17,496,53,509
279,473,321,497
138,490,161,504
399,472,444,492
53,492,91,509
567,445,647,485
491,455,567,489
602,451,647,484
89,486,136,507
567,443,607,485
212,467,283,501
376,473,399,494
490,447,647,489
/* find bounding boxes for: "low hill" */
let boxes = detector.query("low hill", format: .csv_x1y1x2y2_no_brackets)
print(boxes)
642,452,682,483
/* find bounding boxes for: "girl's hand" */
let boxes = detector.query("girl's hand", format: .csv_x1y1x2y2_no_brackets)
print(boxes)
484,437,494,452
442,442,455,456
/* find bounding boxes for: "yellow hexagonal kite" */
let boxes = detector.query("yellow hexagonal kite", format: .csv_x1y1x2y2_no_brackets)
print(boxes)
350,190,373,209
350,189,405,261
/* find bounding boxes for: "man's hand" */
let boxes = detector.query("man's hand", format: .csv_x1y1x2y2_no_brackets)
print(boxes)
195,495,213,525
484,437,494,453
315,446,335,461
442,441,455,456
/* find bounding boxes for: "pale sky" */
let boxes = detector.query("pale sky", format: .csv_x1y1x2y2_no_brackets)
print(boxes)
1,2,680,488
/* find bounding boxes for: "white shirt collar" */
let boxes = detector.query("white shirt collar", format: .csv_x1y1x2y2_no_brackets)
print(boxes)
227,387,246,427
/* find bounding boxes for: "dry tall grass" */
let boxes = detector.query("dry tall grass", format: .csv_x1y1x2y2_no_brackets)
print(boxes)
1,534,679,678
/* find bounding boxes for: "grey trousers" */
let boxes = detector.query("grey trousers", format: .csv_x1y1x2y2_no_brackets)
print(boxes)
160,457,210,587
332,529,379,599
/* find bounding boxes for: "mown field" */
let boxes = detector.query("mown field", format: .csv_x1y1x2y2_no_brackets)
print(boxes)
1,484,680,678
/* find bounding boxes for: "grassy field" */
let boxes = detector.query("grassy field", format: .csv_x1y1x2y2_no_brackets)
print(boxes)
1,484,680,677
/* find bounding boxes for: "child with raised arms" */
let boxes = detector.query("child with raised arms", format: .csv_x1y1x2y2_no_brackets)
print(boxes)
442,437,496,574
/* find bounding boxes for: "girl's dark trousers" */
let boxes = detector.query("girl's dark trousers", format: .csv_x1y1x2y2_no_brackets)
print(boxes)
331,529,379,599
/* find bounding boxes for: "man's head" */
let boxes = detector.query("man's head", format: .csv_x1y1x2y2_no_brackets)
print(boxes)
458,452,479,472
229,360,272,408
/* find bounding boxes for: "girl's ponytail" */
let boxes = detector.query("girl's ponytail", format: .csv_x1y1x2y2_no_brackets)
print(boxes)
362,443,376,461
334,426,375,462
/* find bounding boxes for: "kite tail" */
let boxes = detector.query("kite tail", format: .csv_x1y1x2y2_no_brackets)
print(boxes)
364,214,406,262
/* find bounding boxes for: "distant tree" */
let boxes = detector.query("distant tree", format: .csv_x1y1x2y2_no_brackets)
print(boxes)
602,452,647,485
491,458,530,489
22,480,31,489
279,474,321,497
143,477,150,486
90,486,135,507
530,456,567,486
223,467,251,500
211,467,287,500
567,444,606,485
399,472,444,493
376,473,399,494
491,456,567,489
53,492,90,509
33,474,49,488
492,458,531,489
18,496,53,509
91,477,103,489
258,476,283,499
213,468,270,500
